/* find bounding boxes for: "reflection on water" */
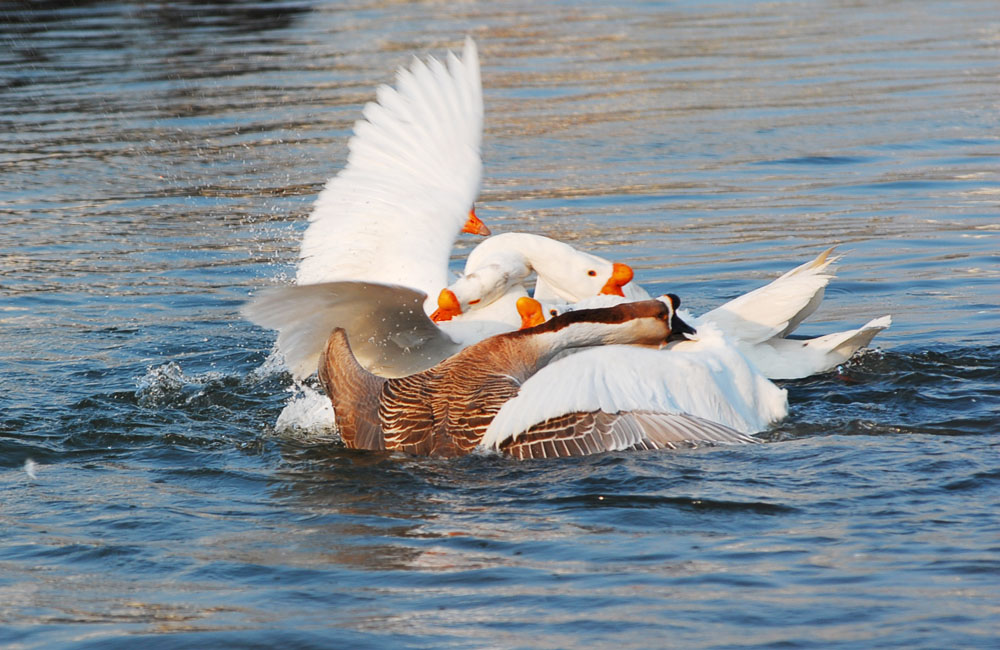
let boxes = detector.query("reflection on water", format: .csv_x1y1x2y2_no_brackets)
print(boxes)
2,0,999,648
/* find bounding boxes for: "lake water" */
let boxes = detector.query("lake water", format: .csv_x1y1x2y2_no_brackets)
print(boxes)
2,1,998,648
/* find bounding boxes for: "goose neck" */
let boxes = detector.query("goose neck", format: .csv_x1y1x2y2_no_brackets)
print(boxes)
526,320,637,366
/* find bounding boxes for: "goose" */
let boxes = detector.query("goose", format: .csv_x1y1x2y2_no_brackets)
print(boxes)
318,295,765,458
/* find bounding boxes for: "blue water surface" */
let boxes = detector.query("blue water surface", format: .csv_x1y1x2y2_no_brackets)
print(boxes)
1,1,998,648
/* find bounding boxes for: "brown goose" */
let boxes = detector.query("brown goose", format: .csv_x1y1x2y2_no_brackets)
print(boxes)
317,296,755,458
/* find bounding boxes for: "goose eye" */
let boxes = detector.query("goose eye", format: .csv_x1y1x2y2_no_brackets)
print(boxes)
587,270,597,277
549,309,558,316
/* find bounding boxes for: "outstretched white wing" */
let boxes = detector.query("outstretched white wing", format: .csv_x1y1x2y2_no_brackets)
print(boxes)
481,327,788,454
297,38,483,302
243,281,463,380
700,247,840,344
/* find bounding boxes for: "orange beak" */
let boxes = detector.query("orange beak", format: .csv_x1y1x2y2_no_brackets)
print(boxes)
516,297,546,330
599,262,634,297
461,206,491,236
430,288,462,322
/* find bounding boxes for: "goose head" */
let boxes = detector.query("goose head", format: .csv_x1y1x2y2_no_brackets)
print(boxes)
431,263,526,322
525,294,696,351
531,247,635,301
431,234,640,322
458,233,638,305
432,259,637,326
658,294,697,343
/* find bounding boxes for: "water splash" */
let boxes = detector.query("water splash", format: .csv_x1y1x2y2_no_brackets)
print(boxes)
274,383,337,438
246,347,289,382
134,362,225,408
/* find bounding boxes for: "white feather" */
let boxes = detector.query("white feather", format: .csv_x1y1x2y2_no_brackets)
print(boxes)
719,315,893,379
243,281,463,380
481,325,788,450
296,38,483,307
699,247,840,344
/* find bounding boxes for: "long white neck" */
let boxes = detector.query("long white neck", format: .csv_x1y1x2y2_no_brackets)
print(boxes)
465,233,613,303
454,284,527,327
450,261,531,313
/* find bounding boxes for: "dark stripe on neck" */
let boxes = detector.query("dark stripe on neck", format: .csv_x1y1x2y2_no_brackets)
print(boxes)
511,299,668,338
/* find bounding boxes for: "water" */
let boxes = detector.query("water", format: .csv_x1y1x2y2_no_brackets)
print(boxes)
2,1,998,647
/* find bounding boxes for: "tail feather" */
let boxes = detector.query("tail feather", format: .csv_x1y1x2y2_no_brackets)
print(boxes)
318,329,387,450
805,315,892,359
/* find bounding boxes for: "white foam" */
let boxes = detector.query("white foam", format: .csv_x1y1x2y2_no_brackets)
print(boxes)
273,383,338,438
136,362,227,407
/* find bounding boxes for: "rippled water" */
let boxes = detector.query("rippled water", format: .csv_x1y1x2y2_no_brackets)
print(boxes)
2,1,998,648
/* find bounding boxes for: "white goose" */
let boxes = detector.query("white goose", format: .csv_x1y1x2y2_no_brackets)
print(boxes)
318,296,771,458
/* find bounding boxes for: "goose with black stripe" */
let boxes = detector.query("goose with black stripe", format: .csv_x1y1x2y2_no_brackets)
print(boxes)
317,296,763,458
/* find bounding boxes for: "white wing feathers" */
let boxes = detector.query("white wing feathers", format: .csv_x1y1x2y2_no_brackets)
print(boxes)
806,315,891,358
743,315,892,379
242,281,462,380
700,247,839,344
297,38,483,299
481,327,788,451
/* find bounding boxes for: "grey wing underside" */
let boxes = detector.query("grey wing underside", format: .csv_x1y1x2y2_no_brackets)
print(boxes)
497,410,760,460
242,281,463,379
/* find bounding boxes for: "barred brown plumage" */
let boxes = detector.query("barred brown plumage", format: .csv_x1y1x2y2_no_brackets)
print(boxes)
497,410,758,460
